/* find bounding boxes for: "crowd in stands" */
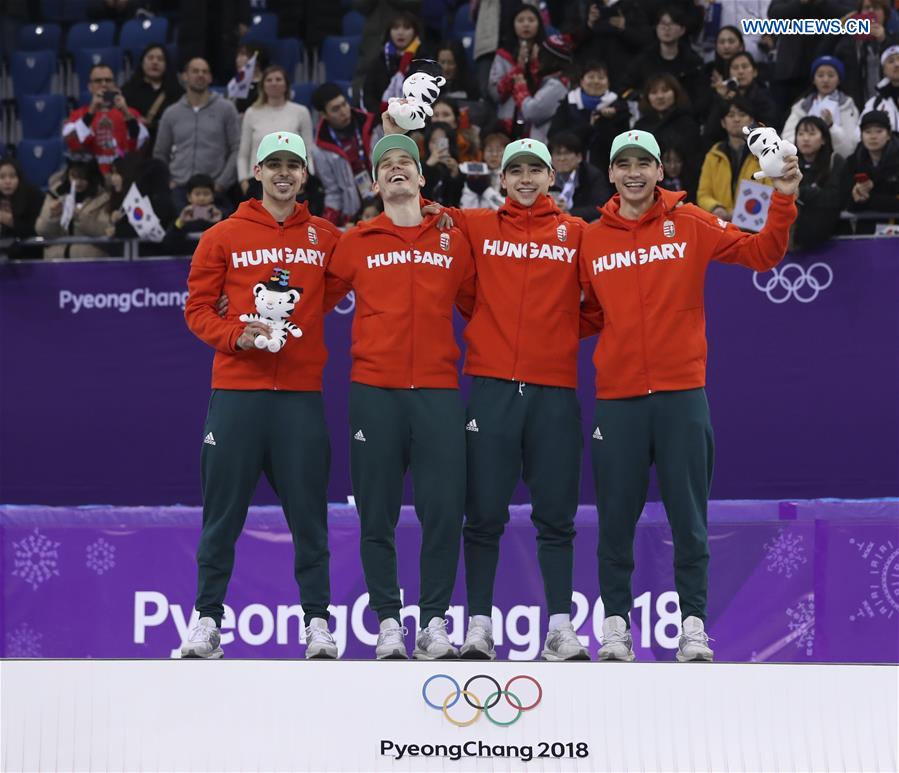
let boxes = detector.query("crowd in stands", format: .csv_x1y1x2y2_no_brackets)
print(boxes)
3,0,899,260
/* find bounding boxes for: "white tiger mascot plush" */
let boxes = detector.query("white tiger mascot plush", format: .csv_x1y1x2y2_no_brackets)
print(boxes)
239,268,303,353
387,72,447,131
743,125,796,180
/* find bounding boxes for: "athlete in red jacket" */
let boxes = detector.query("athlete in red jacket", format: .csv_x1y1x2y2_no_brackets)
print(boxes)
581,129,801,662
181,132,344,661
327,134,477,660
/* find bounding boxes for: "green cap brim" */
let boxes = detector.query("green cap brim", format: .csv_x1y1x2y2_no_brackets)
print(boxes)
371,134,422,181
501,139,553,172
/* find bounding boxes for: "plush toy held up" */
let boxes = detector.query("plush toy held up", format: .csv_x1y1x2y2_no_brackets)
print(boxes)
239,268,303,353
387,71,447,131
743,125,797,180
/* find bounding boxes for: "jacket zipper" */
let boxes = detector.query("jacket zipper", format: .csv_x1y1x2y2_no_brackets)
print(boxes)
272,222,285,390
510,209,531,384
409,237,415,389
632,228,652,394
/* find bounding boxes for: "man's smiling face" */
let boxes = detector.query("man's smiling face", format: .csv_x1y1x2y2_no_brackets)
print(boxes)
373,149,423,201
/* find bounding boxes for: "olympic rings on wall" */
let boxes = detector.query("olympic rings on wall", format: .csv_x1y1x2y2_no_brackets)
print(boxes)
752,263,833,304
422,674,543,727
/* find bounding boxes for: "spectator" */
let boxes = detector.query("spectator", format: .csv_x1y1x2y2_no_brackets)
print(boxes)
624,6,705,111
362,11,423,114
0,158,44,260
237,65,315,198
230,44,270,115
547,131,611,221
481,123,512,193
697,98,771,220
694,25,746,117
488,4,547,125
431,96,481,162
703,52,778,145
767,0,854,118
548,60,628,172
153,58,241,211
310,82,383,226
121,44,184,150
659,145,698,200
834,0,899,110
35,157,111,259
88,0,138,22
713,0,769,62
62,63,149,176
842,109,899,231
782,56,859,159
501,34,573,143
571,0,653,93
435,40,481,100
105,153,175,254
354,197,384,222
352,0,425,99
421,121,464,206
792,116,846,250
162,173,223,254
634,73,702,181
459,159,505,209
860,45,899,132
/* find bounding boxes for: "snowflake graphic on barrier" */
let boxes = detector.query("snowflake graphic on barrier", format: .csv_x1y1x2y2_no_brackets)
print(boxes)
5,622,43,658
786,594,815,656
848,538,899,622
11,528,60,590
85,537,116,575
763,530,807,579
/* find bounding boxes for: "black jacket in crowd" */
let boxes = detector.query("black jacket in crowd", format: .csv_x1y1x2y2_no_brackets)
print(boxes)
793,152,846,250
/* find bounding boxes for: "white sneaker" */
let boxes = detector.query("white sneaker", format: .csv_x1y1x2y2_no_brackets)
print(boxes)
304,617,338,660
180,616,223,659
413,617,460,660
541,623,590,661
460,619,496,660
375,619,408,660
597,616,635,662
677,616,714,662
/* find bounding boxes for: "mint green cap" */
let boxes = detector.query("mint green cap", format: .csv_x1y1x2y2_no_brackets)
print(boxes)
256,131,307,164
609,129,661,164
371,134,422,181
501,138,553,171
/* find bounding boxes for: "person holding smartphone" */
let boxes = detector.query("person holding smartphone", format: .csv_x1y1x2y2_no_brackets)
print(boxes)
842,109,899,233
422,122,464,206
62,63,149,176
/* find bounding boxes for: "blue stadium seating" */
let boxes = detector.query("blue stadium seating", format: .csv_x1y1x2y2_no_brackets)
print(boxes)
72,47,123,92
17,138,64,189
341,11,366,36
11,51,57,98
320,35,361,82
242,12,278,44
65,21,116,54
18,94,68,139
119,17,169,61
452,4,475,38
16,24,63,53
292,82,317,110
272,37,304,82
40,0,88,23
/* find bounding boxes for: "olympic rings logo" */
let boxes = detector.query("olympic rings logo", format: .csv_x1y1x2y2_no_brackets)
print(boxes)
422,674,542,727
752,263,833,304
334,290,356,315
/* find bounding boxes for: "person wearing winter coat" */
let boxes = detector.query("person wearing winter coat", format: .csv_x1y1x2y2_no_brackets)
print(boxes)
792,116,847,250
547,131,612,221
842,109,899,232
702,52,778,145
121,44,184,151
487,5,546,121
832,0,899,110
362,11,423,114
105,154,175,256
0,158,44,259
35,157,111,259
782,56,860,159
547,60,629,173
860,45,899,132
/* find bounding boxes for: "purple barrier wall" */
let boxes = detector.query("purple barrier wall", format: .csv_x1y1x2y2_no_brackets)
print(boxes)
2,500,897,661
1,239,897,505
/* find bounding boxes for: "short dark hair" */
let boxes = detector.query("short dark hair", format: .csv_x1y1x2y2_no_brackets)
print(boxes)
548,131,583,156
724,95,756,120
312,82,345,112
88,63,115,81
186,174,215,193
579,60,608,78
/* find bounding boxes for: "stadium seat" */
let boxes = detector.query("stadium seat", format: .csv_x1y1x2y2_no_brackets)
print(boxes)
242,12,278,43
17,137,64,189
65,21,116,54
16,23,63,53
119,17,169,61
459,34,476,63
341,11,366,36
72,47,123,93
452,4,475,38
40,0,89,23
11,51,57,99
320,35,361,82
272,37,304,83
18,94,68,139
292,82,317,110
